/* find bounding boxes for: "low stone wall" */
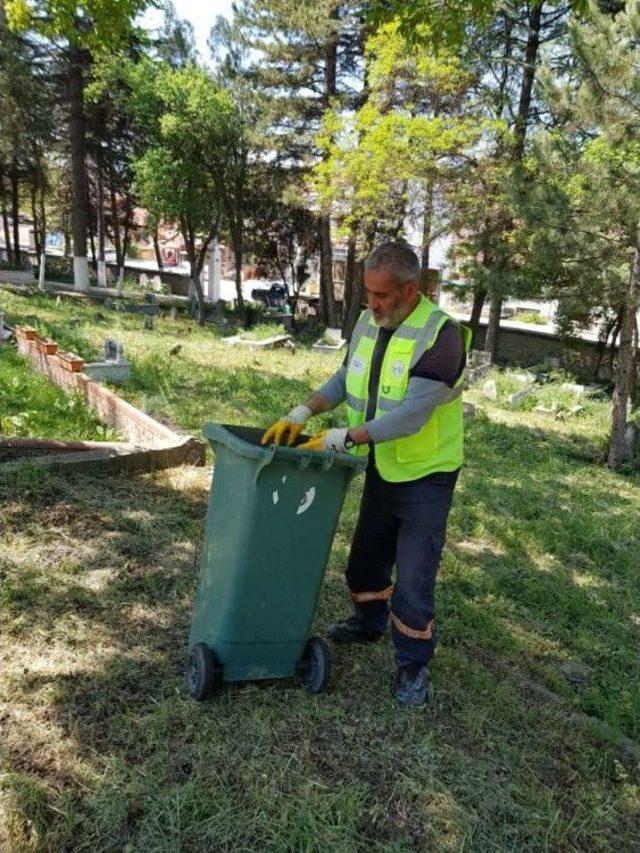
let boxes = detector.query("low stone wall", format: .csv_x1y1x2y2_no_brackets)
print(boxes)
473,322,638,385
12,327,206,473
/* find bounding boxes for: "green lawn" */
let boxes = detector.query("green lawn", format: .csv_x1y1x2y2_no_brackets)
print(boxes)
0,346,116,442
1,288,639,851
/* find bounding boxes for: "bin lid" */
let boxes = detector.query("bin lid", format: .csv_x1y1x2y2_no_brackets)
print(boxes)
203,423,367,471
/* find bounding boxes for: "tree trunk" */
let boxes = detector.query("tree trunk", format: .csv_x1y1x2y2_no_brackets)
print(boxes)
630,316,638,407
31,185,40,259
108,164,122,271
68,46,89,290
180,215,206,325
234,233,245,318
319,5,338,329
343,258,365,342
122,193,133,262
38,177,46,265
469,286,487,348
419,180,434,295
10,157,20,266
484,295,502,361
96,150,107,286
514,2,544,161
63,217,71,258
153,225,163,271
608,238,640,470
88,203,97,269
319,215,337,327
0,164,13,264
341,227,358,338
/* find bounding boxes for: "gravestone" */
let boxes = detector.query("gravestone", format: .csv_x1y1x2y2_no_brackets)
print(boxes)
482,379,498,400
0,311,12,343
84,337,131,383
104,338,125,363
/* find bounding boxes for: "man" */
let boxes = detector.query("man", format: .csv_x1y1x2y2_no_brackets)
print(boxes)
262,242,470,706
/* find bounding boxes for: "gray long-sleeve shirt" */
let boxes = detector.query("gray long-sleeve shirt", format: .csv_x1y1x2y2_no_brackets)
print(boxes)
317,321,465,444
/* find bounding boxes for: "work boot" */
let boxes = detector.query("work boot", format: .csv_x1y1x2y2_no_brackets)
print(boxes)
327,617,385,645
396,664,429,707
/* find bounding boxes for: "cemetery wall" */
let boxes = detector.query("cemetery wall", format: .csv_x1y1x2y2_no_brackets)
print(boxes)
472,322,638,385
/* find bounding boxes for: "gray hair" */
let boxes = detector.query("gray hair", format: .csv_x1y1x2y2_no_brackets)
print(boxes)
364,241,421,286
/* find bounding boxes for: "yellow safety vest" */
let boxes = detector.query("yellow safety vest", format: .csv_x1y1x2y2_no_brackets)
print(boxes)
345,295,471,483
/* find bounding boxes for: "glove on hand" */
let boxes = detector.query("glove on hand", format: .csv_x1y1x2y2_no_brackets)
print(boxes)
261,405,312,446
296,428,350,454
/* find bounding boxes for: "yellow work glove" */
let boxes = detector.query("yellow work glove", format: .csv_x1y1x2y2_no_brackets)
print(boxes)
261,405,312,446
297,428,350,453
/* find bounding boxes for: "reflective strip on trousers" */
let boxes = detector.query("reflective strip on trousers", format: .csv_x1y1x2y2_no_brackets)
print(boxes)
350,585,394,604
391,612,434,640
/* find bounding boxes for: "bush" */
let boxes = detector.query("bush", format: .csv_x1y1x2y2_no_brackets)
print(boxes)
0,258,33,272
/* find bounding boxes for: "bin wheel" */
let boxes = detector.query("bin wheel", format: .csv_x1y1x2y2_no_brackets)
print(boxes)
299,636,331,694
186,643,222,701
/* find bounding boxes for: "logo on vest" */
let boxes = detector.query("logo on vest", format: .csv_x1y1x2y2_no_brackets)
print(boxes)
391,359,405,378
350,354,365,374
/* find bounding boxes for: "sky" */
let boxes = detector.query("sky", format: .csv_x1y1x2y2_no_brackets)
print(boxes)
142,0,235,65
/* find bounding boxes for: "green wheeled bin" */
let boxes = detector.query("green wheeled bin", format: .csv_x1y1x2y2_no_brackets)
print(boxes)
186,424,367,699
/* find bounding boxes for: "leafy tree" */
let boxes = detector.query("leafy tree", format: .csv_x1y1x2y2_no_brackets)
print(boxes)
226,0,367,326
133,64,238,324
524,1,640,469
6,0,149,289
313,19,482,336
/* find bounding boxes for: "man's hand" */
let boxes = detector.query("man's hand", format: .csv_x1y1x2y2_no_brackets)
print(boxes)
297,428,350,454
261,405,312,446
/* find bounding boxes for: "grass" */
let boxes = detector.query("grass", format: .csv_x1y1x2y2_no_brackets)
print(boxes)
1,287,639,851
512,311,548,326
0,346,117,441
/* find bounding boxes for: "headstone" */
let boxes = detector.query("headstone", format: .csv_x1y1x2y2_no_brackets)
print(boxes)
562,383,586,397
170,305,178,321
152,275,163,293
139,272,148,289
104,338,124,363
482,379,498,400
507,385,535,408
0,311,11,343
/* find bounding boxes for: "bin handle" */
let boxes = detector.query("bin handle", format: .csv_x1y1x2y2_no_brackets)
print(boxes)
297,452,313,470
320,453,335,472
253,444,277,484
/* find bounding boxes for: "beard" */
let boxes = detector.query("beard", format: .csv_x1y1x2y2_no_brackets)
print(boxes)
375,302,406,329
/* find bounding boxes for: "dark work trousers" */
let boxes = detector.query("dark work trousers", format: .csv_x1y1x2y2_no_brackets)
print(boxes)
345,464,459,668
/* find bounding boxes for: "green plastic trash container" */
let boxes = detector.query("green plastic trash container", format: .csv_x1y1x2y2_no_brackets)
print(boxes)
186,424,367,699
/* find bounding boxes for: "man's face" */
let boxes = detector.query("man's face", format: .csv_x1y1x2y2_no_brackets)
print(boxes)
364,267,418,329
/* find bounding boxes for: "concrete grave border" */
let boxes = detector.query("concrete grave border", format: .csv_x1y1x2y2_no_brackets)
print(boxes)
2,327,206,476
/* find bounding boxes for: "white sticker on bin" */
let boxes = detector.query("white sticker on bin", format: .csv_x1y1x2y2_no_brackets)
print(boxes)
297,487,316,516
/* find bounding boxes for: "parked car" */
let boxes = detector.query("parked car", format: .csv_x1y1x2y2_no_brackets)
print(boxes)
250,281,290,309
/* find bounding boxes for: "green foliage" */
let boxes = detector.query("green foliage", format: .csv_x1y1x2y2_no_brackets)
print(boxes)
6,0,149,54
0,347,117,440
313,19,482,236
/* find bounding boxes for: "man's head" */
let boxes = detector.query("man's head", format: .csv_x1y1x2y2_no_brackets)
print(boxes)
364,241,421,329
